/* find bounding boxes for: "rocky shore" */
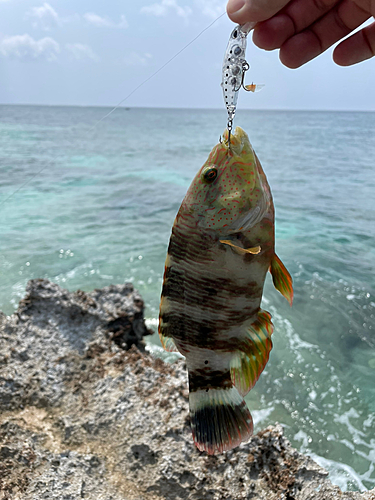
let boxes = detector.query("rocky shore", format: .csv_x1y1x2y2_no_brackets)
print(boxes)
0,279,374,500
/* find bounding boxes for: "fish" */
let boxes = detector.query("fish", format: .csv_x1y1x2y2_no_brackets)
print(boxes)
158,126,293,454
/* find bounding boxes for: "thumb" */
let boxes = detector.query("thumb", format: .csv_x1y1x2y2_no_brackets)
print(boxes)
227,0,290,24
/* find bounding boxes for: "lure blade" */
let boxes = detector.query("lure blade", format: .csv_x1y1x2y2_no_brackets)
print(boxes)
244,83,265,93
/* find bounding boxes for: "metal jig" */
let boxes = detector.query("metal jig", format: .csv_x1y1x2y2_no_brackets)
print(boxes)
221,22,260,146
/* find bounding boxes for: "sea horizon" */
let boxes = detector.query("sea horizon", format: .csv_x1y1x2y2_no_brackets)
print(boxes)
1,102,374,113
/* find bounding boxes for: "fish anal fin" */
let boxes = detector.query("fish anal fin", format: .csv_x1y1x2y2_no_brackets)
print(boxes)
220,240,261,255
230,309,274,397
269,253,294,306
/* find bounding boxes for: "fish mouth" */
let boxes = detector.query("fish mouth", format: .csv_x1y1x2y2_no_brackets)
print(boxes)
222,126,253,156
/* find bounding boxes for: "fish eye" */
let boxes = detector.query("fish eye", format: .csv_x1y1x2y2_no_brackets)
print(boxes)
202,167,217,184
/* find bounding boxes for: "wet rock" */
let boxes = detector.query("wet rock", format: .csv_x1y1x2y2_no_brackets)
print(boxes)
0,280,374,500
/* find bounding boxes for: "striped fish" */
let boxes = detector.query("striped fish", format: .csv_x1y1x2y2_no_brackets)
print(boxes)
159,126,293,454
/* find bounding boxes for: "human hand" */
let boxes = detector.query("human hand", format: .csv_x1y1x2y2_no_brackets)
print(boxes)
226,0,375,67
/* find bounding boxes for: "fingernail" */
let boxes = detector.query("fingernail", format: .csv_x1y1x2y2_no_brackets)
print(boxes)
227,0,246,14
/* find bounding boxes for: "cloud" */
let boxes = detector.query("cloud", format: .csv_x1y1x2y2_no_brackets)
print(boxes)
124,52,152,66
141,0,192,19
0,34,60,61
26,2,60,31
25,5,128,31
195,0,226,19
83,12,128,28
83,12,112,27
65,43,98,61
0,35,98,62
117,15,129,28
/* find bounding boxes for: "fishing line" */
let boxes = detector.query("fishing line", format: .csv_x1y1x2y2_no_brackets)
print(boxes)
0,12,226,208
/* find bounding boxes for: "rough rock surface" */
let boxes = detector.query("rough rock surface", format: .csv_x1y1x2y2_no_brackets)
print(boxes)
0,279,374,500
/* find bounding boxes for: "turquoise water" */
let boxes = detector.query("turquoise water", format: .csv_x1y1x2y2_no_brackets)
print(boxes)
1,105,374,491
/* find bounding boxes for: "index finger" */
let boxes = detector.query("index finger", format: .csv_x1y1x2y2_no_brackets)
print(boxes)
227,0,291,24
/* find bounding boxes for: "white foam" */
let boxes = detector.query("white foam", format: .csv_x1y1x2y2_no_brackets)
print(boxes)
309,389,317,401
334,408,367,440
294,430,310,448
252,406,274,427
145,317,158,328
145,342,184,364
309,452,368,492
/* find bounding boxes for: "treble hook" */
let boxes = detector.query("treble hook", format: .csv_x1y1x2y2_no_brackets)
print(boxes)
233,61,250,93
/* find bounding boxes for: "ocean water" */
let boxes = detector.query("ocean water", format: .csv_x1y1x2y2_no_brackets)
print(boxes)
0,105,374,491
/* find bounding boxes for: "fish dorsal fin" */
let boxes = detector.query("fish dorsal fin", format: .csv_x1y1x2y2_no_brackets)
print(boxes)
220,240,261,255
269,253,294,306
230,310,274,397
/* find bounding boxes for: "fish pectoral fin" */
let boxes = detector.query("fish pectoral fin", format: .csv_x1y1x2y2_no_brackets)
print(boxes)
230,310,274,397
220,240,261,255
269,253,294,306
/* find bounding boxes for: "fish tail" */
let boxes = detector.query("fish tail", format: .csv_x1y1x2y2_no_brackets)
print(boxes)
188,370,253,454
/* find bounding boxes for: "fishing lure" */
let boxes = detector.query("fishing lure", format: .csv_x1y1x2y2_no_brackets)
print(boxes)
221,23,263,143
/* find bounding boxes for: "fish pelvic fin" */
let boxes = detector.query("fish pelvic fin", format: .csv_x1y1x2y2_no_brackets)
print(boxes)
189,373,253,454
269,253,294,306
158,312,178,352
230,310,274,397
158,331,178,352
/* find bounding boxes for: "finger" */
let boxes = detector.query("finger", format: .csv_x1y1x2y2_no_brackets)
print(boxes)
253,14,295,50
226,0,290,24
279,0,371,68
333,21,375,65
253,0,339,51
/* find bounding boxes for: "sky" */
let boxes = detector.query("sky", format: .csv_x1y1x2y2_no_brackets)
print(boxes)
0,0,374,111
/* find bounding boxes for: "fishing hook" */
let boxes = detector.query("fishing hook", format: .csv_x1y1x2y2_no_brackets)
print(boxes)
233,61,250,93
